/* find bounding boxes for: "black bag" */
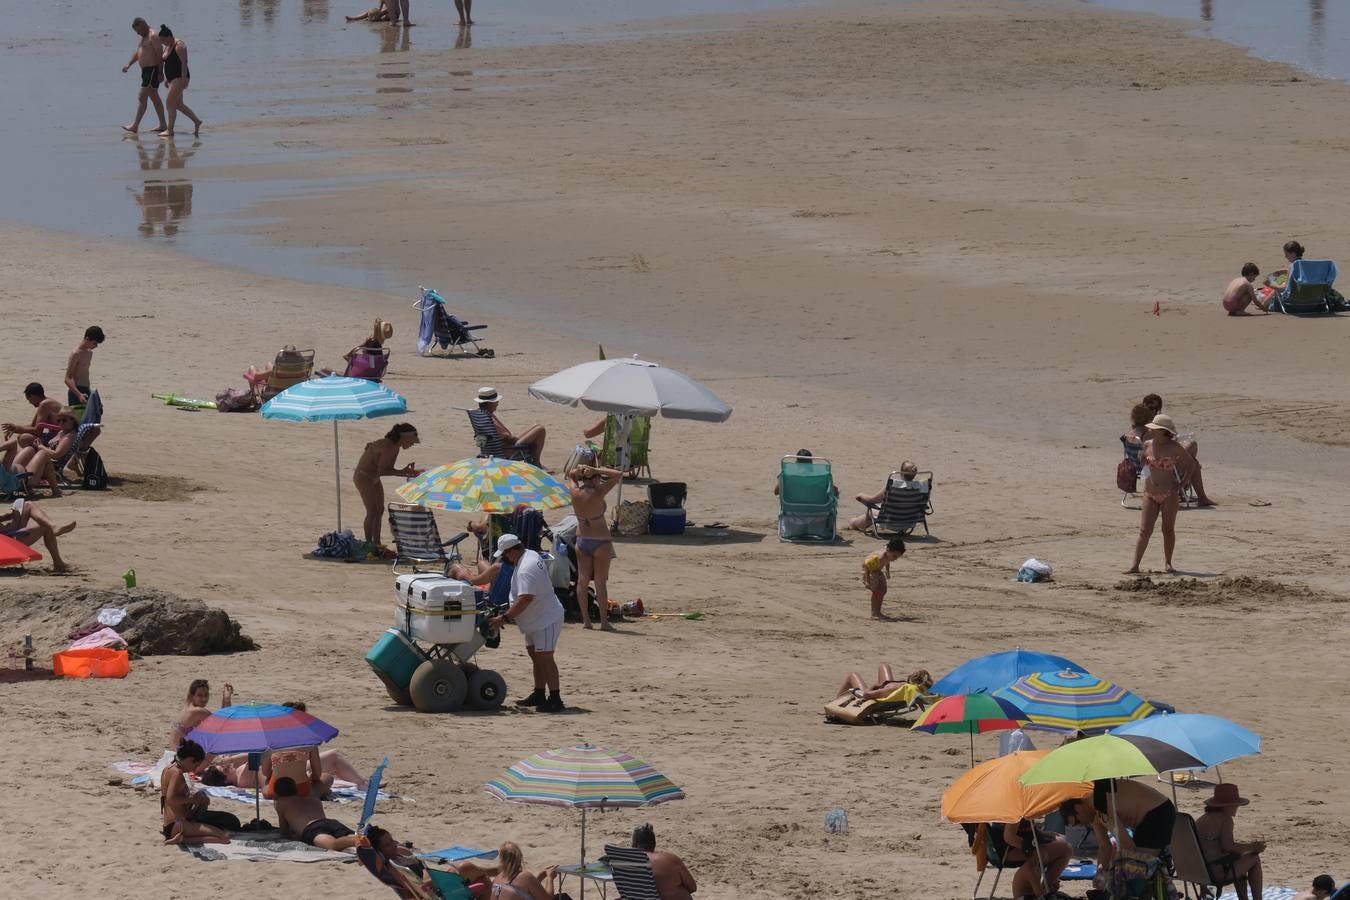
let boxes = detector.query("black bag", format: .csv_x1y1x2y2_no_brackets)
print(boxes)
191,808,242,831
81,448,109,490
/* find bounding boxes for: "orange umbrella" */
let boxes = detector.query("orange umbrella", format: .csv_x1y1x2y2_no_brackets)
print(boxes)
941,749,1090,824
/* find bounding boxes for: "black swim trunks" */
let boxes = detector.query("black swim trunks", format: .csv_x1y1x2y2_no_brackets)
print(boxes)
299,818,353,846
68,385,90,406
140,65,162,89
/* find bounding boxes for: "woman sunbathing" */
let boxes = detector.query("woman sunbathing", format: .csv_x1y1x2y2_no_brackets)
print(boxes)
837,664,932,700
366,825,499,899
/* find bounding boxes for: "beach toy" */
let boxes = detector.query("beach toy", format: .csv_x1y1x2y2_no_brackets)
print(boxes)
152,393,218,410
52,648,131,678
122,568,137,588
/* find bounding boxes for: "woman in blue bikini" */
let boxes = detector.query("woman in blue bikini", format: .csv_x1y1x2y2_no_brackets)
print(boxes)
566,453,624,631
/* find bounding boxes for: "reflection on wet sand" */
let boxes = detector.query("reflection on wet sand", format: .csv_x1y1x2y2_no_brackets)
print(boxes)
1201,0,1212,21
376,70,414,94
380,24,411,52
127,135,196,239
456,26,472,50
302,0,331,24
239,0,281,26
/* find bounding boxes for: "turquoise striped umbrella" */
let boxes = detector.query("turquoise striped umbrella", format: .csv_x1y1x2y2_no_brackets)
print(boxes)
261,375,408,530
485,744,684,878
993,670,1156,735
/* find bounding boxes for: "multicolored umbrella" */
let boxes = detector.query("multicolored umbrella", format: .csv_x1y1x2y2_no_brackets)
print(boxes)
942,750,1090,824
186,703,339,754
485,744,684,879
260,375,409,530
993,670,1156,734
931,648,1088,696
911,693,1029,765
1110,714,1260,769
1019,734,1205,786
397,457,571,513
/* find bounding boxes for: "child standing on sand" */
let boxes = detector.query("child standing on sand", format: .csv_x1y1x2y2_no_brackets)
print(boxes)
861,536,905,620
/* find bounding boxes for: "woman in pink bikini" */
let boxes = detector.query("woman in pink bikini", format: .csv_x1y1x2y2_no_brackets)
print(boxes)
566,452,624,631
1125,414,1195,575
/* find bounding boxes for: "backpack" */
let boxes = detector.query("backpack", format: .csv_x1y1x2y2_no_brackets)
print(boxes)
1116,458,1138,493
216,387,259,413
82,448,109,490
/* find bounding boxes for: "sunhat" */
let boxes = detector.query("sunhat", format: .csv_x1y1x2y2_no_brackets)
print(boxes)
373,318,394,343
1204,783,1249,808
1144,413,1178,435
476,386,501,405
493,533,522,559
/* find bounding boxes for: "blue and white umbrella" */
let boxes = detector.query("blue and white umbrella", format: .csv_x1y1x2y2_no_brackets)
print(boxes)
261,375,408,530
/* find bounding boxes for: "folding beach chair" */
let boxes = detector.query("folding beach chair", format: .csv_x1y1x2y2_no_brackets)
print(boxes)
260,347,315,401
777,454,837,543
466,410,533,463
387,504,471,575
862,470,934,537
1269,259,1340,315
415,288,493,358
599,414,652,479
0,467,31,500
1169,813,1246,899
603,844,661,900
55,390,104,488
357,843,473,900
344,347,391,383
960,823,1018,900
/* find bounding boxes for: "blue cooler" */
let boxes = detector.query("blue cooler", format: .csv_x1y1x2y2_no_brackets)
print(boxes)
366,628,423,699
649,507,687,535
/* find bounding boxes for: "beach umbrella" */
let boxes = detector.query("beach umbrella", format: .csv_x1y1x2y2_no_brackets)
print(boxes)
911,693,1029,766
1110,713,1260,770
942,750,1090,824
396,457,570,512
485,743,684,895
1019,735,1205,786
993,670,1156,734
260,375,408,530
931,649,1088,697
0,534,42,567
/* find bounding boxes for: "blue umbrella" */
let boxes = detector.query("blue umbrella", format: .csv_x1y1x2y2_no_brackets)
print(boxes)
261,375,408,530
1110,713,1260,769
932,649,1088,696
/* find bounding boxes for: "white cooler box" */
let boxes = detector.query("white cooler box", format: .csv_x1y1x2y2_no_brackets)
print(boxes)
393,574,479,645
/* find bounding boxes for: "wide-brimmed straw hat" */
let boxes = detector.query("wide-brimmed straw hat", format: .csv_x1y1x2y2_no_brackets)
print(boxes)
1145,413,1178,435
1204,783,1249,808
476,386,501,405
373,318,394,343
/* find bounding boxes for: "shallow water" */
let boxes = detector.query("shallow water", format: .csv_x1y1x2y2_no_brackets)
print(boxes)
1087,0,1350,82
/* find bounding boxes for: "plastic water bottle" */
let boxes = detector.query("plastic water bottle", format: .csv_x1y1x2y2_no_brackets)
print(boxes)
825,809,849,835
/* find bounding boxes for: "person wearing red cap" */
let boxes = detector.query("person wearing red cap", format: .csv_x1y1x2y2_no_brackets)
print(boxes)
1195,783,1264,898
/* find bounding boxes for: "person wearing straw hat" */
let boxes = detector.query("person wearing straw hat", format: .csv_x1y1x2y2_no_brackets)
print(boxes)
1195,783,1265,898
1125,413,1195,575
475,387,548,467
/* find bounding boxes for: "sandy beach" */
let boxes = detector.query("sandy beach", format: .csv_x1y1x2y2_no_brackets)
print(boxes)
3,0,1350,897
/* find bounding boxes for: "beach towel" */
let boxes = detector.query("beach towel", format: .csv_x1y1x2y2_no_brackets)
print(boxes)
189,780,395,806
181,833,356,864
1217,890,1298,900
69,627,125,650
418,846,499,863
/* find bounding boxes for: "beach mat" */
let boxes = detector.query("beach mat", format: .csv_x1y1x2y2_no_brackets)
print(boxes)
181,832,356,864
1218,890,1299,900
419,845,499,863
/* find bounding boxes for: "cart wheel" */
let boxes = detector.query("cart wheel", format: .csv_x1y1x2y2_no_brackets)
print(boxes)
409,659,468,713
466,668,507,710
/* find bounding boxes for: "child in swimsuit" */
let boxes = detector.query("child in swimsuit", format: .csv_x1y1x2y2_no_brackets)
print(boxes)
861,536,905,621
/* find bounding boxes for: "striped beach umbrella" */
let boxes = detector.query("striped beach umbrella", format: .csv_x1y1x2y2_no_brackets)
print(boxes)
185,703,339,754
993,670,1156,735
396,457,571,512
912,693,1029,766
485,744,684,878
261,375,408,530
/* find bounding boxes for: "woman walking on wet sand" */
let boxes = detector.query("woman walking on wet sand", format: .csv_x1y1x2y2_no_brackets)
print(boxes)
158,26,202,138
1125,414,1194,575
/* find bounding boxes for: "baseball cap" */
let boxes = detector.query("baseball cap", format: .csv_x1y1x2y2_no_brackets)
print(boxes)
493,534,522,559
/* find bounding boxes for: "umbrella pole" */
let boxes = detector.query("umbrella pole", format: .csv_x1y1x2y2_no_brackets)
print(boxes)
333,420,342,532
611,413,632,529
580,807,587,900
1033,837,1048,898
255,782,261,828
969,727,976,768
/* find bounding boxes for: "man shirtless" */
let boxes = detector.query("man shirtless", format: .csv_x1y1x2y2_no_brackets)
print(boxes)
632,824,697,899
1222,263,1267,316
122,20,167,133
273,777,360,851
65,326,104,407
1,383,63,468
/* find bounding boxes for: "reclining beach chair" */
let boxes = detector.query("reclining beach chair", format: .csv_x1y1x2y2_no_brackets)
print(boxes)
823,681,929,725
466,410,534,463
344,347,391,383
387,504,471,575
1269,259,1339,314
358,842,473,900
603,844,661,900
778,454,837,543
259,347,315,401
415,288,493,358
862,470,934,537
56,390,104,487
1169,813,1247,899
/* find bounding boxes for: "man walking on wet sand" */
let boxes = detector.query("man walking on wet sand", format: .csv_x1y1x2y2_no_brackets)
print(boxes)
122,18,167,134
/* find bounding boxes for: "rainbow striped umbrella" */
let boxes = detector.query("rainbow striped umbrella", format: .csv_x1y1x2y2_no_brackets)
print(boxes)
396,457,571,512
993,670,1156,735
185,703,338,753
912,693,1029,766
485,744,684,876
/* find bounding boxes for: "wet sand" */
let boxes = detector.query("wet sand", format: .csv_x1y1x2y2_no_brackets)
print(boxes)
2,0,1350,897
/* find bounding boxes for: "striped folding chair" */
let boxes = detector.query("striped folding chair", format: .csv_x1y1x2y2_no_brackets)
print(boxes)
603,845,661,900
864,471,934,537
260,347,315,401
465,410,531,463
387,504,469,575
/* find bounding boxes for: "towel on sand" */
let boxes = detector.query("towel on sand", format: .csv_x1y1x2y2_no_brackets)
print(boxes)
1218,890,1299,900
191,781,395,805
181,832,356,864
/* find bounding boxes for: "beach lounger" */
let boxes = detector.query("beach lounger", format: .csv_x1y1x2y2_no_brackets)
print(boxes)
1269,259,1340,315
416,288,493,358
1170,812,1248,898
387,504,471,575
344,347,391,382
861,470,933,538
822,684,928,725
466,410,534,463
778,454,838,543
603,844,661,900
259,347,315,402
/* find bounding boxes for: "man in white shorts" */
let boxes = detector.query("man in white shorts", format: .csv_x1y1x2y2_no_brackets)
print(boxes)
488,534,567,712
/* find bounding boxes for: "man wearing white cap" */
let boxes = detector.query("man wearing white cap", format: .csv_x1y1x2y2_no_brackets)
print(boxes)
461,533,567,712
474,386,548,466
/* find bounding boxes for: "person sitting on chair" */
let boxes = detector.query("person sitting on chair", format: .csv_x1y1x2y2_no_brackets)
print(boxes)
773,448,840,497
1001,819,1072,900
0,498,74,573
475,386,547,466
1196,784,1265,900
632,823,698,900
836,664,931,701
847,461,925,531
365,825,499,899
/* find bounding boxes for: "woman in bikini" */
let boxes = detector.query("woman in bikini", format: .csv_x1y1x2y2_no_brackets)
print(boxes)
566,453,624,631
490,842,557,900
157,26,202,138
1125,413,1194,575
168,678,232,750
354,422,419,549
9,408,79,497
1195,784,1264,898
160,741,231,846
836,665,932,700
